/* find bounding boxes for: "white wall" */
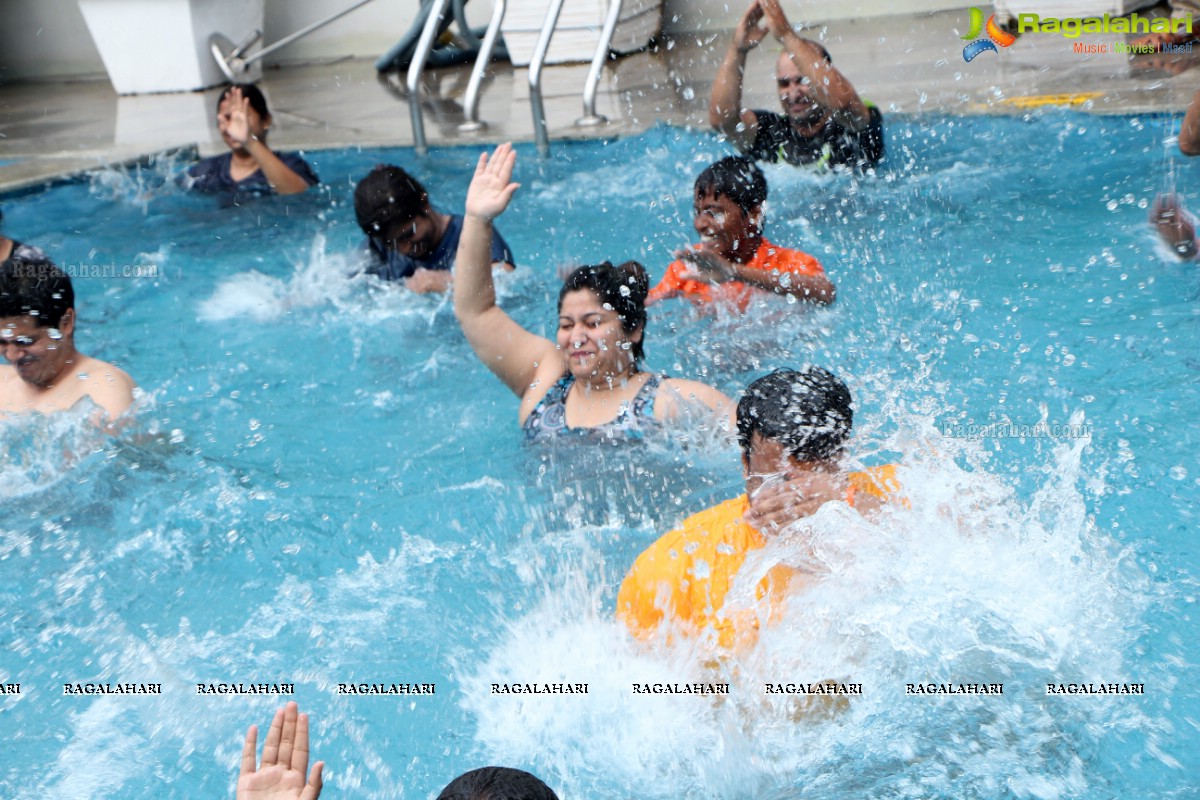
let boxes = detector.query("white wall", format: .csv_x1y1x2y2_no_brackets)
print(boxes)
0,0,103,80
0,0,970,82
663,0,967,33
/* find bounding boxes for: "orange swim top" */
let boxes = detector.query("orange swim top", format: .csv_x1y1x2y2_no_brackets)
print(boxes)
646,237,825,311
616,465,899,651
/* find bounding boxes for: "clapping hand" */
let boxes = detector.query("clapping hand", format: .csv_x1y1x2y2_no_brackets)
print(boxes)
675,247,738,285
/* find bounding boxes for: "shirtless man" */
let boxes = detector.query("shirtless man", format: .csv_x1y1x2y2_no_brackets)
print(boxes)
1,254,136,420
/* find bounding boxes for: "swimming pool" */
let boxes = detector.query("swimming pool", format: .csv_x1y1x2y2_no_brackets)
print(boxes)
0,114,1197,798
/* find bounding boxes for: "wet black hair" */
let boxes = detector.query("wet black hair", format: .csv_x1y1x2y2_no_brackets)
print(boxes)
435,766,560,800
0,252,74,327
558,261,649,362
354,165,430,234
216,83,270,120
737,367,853,462
695,156,768,215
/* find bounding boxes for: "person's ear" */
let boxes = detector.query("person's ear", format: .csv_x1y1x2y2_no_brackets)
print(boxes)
57,307,76,339
748,204,765,233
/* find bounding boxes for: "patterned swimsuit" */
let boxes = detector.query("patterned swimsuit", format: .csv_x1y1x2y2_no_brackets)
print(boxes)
522,374,664,443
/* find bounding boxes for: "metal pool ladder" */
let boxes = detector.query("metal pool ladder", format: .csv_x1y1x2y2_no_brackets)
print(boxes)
408,0,626,155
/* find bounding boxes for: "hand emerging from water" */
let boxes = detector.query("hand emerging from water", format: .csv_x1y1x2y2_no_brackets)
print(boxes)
675,247,738,285
745,469,848,533
465,143,520,222
1151,193,1198,259
406,267,453,293
237,702,324,800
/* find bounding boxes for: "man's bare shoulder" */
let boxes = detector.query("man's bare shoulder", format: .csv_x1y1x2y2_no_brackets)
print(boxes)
72,355,138,418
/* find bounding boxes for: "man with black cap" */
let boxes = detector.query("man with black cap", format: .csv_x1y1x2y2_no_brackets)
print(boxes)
616,366,898,650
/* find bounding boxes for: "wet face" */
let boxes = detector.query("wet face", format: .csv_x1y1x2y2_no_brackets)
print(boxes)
776,54,822,125
742,432,826,497
0,311,75,388
556,289,641,380
375,209,441,260
694,189,758,260
217,93,269,153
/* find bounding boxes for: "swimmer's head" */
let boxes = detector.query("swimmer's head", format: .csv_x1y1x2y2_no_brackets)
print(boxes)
355,165,445,258
694,156,767,216
0,253,74,328
216,83,270,120
435,766,560,800
737,366,853,463
558,261,649,363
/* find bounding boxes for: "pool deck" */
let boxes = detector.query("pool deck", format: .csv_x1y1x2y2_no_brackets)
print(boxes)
1,8,1198,192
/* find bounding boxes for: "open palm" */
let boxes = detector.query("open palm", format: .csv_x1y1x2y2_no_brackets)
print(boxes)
237,702,324,800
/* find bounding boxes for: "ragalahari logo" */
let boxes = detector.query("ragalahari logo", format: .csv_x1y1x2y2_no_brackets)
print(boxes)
961,7,1017,61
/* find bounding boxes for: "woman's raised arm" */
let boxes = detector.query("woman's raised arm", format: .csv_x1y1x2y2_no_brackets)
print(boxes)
454,144,562,398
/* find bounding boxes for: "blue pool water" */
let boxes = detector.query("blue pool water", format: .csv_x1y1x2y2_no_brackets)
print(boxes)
1,115,1198,799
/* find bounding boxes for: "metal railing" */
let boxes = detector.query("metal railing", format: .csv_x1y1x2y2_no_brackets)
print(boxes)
457,0,508,132
407,0,627,154
407,0,454,155
577,0,624,127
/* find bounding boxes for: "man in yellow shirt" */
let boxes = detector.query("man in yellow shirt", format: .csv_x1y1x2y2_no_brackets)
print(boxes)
616,367,897,650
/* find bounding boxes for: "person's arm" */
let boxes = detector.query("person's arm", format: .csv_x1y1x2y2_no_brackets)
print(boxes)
1181,88,1200,156
224,90,312,195
454,144,563,399
237,702,324,800
759,0,871,132
655,378,736,428
675,248,836,304
710,1,769,150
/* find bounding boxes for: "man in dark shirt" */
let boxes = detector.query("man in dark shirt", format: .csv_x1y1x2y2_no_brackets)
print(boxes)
710,0,883,171
183,84,319,197
354,165,514,293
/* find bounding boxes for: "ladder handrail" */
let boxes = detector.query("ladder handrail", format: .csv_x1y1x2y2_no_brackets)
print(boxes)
458,0,507,132
529,0,567,156
407,0,454,155
578,0,624,126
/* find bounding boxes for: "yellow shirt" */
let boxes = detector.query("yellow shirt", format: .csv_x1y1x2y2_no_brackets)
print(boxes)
616,465,899,651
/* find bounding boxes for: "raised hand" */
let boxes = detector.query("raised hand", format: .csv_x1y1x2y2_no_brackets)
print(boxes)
220,87,253,148
733,1,769,53
464,143,521,222
237,702,324,800
757,0,795,41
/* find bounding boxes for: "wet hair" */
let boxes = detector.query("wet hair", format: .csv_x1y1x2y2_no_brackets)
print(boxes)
216,83,270,119
737,367,853,462
558,261,649,362
435,767,560,800
354,165,430,234
695,156,768,214
0,253,74,327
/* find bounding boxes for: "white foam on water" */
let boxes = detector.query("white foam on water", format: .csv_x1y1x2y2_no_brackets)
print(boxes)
461,414,1149,799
